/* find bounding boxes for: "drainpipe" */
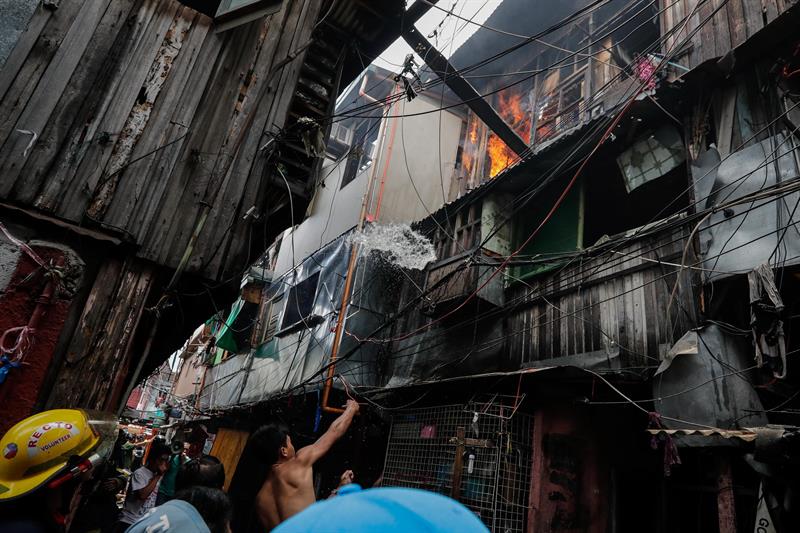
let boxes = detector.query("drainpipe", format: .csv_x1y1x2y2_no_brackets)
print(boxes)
372,89,400,220
320,84,394,413
28,260,62,336
5,257,62,370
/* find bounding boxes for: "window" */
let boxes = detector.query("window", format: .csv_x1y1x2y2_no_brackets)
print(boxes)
255,293,283,345
252,293,283,360
340,119,380,189
616,126,685,192
215,0,282,32
278,272,320,334
432,202,483,260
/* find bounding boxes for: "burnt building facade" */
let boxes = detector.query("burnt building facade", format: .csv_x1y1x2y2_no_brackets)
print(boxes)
147,1,800,532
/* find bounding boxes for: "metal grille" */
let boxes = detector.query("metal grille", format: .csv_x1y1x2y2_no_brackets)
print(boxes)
381,402,534,532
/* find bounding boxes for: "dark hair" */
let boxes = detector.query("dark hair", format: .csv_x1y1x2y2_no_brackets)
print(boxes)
228,424,290,533
174,486,231,533
146,443,171,466
248,424,290,467
176,455,225,492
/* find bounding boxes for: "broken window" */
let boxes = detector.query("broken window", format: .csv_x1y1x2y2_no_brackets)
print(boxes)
582,143,690,247
278,271,320,334
616,126,685,192
215,299,259,355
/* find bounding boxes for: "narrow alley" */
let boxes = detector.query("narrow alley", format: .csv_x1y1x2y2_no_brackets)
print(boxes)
0,0,799,531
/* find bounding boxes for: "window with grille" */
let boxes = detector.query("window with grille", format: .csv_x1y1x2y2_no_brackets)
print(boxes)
432,201,483,260
254,293,283,346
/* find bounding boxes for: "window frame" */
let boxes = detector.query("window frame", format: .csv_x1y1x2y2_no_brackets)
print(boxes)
276,271,321,336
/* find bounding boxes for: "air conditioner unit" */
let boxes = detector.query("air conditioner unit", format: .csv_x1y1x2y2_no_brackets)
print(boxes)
329,123,353,146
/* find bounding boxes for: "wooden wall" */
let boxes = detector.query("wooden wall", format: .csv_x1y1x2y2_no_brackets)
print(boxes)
506,227,699,370
0,0,323,281
47,256,156,411
209,427,250,491
660,0,796,70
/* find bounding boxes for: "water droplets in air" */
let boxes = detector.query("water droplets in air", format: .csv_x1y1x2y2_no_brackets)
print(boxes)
350,223,437,270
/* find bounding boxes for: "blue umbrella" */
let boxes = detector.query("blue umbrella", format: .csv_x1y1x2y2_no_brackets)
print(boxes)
274,484,489,532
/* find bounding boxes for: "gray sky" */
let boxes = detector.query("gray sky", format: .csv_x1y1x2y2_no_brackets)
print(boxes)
373,0,503,72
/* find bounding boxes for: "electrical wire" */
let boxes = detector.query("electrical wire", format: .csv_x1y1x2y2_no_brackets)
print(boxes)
324,0,663,125
189,0,792,412
351,0,708,344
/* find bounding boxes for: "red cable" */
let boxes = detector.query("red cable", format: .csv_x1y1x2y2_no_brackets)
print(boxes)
353,97,632,344
350,2,699,345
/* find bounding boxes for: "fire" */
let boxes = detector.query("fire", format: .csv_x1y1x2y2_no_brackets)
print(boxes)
461,118,481,175
460,88,532,179
487,133,514,178
498,90,531,142
486,90,530,178
468,116,479,143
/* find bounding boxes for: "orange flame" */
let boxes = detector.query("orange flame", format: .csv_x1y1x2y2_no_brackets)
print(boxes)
461,89,531,179
486,90,530,178
487,134,514,178
461,118,481,175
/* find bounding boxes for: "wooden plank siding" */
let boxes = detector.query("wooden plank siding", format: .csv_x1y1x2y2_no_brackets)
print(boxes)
47,257,156,411
660,0,795,71
209,427,250,491
0,0,326,282
506,227,699,370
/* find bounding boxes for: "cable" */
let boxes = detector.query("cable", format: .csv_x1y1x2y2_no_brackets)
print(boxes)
356,0,708,344
324,0,662,124
341,185,800,381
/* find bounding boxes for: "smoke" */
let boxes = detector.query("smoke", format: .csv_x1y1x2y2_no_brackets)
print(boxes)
350,223,437,270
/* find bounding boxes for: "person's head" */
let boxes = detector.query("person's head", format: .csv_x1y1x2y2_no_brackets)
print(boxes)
250,424,294,466
186,427,209,459
174,486,232,533
146,443,171,472
176,455,225,492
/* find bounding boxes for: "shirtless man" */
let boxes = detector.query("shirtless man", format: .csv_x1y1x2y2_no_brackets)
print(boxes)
255,400,359,529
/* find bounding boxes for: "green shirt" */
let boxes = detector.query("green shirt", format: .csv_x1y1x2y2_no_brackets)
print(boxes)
158,454,184,497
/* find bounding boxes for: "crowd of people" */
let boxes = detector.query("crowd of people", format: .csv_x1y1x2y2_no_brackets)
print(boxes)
0,401,362,532
0,400,488,532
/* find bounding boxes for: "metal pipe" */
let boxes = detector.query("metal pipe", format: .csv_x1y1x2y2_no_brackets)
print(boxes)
320,79,397,413
372,91,400,220
28,261,61,332
319,243,359,414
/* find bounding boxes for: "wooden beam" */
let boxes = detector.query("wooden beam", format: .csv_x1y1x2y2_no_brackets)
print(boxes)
451,426,466,500
716,455,737,533
401,26,529,158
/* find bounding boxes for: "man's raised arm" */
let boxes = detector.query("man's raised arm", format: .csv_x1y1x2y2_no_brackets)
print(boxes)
296,400,359,465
